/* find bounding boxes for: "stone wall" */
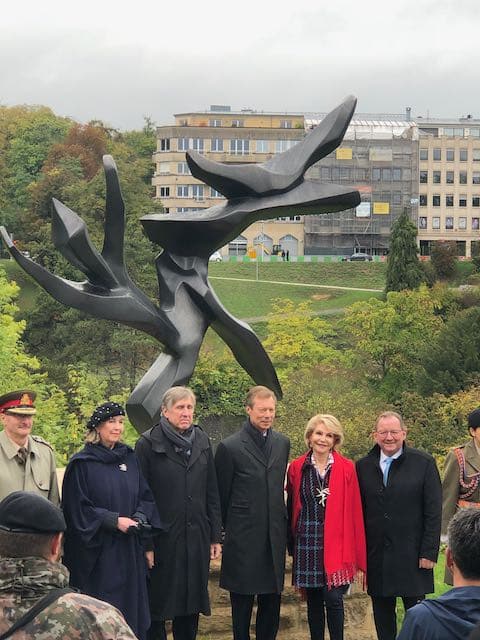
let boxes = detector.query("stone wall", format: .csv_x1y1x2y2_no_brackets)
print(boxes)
198,557,376,640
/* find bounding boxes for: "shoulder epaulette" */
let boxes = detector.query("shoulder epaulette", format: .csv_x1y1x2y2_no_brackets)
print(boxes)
31,435,54,450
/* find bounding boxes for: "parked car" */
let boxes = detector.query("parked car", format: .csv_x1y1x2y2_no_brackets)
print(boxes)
349,252,373,261
209,251,223,262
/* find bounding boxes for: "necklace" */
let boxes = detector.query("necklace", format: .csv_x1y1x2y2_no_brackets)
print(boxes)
311,453,330,506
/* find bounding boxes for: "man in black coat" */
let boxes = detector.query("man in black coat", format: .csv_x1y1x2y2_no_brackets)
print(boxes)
135,387,222,640
356,411,442,640
215,386,290,640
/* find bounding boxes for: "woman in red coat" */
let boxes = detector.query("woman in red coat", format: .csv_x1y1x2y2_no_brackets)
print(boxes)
286,414,366,640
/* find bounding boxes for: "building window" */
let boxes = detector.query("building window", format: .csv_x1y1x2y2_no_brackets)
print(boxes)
459,216,467,230
177,185,189,198
419,194,427,206
393,191,402,205
433,195,441,207
210,119,222,127
355,167,367,181
473,149,480,161
192,139,204,152
256,140,269,153
177,162,191,175
231,119,244,128
230,139,250,155
473,217,480,230
459,194,467,207
275,140,294,153
432,216,440,229
160,138,170,151
159,187,170,197
372,168,381,181
211,138,223,152
460,171,468,184
471,129,480,138
473,172,480,184
321,167,330,180
280,120,292,128
178,138,189,151
419,148,428,161
192,184,204,199
446,194,454,207
444,127,464,137
433,148,441,161
460,148,468,162
445,216,454,230
158,162,170,174
382,168,392,181
419,216,427,229
446,148,455,161
433,171,441,184
419,171,428,183
210,187,222,198
392,168,402,181
340,167,352,180
446,171,454,184
473,196,480,207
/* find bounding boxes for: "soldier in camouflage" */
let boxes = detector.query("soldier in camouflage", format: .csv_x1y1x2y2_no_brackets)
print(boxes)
0,491,138,639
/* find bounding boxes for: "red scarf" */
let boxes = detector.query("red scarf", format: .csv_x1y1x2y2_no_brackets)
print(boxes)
287,450,367,588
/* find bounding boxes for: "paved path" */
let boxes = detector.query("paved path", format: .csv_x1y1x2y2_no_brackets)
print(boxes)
209,275,382,293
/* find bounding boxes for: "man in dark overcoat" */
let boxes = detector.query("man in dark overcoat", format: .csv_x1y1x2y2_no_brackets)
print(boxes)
356,410,442,640
214,386,290,640
135,387,222,640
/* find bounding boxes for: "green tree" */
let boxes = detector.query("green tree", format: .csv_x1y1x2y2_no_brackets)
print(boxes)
385,208,424,292
431,241,457,279
342,286,443,399
422,306,480,395
263,299,341,381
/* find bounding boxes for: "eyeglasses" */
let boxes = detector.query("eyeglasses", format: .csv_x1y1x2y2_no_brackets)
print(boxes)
376,430,404,438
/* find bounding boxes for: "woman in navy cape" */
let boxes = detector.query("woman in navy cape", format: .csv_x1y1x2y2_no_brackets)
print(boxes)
62,402,161,640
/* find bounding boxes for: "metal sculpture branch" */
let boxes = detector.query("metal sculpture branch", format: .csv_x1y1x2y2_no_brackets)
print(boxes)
1,95,360,432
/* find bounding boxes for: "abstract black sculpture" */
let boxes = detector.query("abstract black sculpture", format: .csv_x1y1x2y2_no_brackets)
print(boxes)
1,95,360,432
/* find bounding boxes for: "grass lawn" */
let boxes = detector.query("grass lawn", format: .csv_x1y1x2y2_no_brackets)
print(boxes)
209,278,382,320
209,261,387,289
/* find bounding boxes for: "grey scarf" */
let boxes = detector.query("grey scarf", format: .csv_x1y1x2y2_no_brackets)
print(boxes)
160,416,195,460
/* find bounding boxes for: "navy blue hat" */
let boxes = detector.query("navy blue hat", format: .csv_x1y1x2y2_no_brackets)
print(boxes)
468,408,480,429
0,491,66,533
86,402,125,430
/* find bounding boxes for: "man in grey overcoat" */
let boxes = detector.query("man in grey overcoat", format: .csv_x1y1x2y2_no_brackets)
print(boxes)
356,411,442,640
215,386,290,640
135,386,222,640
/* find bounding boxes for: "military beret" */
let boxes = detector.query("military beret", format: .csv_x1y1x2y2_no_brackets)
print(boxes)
0,390,36,415
468,408,480,429
0,491,66,533
86,402,125,430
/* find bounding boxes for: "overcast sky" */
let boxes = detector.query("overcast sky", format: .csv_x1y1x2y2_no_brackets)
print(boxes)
1,0,479,131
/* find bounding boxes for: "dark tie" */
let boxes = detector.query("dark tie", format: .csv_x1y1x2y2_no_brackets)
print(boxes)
16,447,28,466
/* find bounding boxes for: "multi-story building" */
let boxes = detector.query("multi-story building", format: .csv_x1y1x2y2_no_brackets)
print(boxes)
416,116,480,258
303,115,419,256
152,106,306,257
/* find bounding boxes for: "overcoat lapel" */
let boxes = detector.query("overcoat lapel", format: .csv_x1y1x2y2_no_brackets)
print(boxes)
147,427,186,467
241,428,267,466
188,429,208,468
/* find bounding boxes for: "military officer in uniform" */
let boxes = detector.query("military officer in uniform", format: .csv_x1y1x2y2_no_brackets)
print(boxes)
0,390,59,504
442,407,480,583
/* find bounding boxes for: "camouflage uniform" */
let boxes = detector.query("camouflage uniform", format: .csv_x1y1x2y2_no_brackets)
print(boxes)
0,557,138,639
0,431,60,504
